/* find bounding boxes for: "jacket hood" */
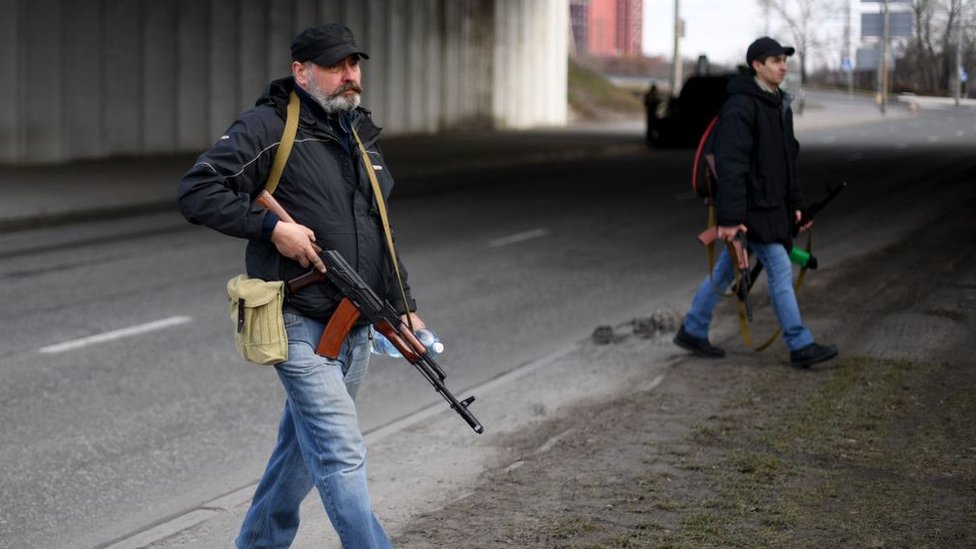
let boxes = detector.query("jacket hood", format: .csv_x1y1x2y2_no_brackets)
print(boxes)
726,74,782,106
256,76,295,112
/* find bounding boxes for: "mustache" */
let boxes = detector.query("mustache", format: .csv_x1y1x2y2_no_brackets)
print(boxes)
329,82,362,98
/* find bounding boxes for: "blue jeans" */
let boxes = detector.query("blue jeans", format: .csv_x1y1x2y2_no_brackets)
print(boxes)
683,242,814,351
236,313,391,549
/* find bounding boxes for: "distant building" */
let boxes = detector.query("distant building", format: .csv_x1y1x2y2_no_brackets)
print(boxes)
571,0,643,58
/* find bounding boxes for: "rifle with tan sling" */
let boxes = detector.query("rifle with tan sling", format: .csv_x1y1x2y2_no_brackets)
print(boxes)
257,192,484,434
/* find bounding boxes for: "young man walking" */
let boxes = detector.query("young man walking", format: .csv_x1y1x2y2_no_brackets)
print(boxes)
673,37,838,369
178,24,423,548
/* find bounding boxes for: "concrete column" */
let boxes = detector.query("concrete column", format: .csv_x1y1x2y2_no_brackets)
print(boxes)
342,0,367,52
176,0,211,149
422,0,442,133
0,0,19,162
208,0,240,138
101,0,144,155
360,0,387,125
385,0,409,131
492,0,567,129
438,0,460,128
404,0,429,131
24,0,62,162
0,0,568,164
239,0,271,108
143,0,178,154
266,0,294,82
61,0,103,160
293,0,317,29
491,0,515,127
317,0,342,23
454,0,494,127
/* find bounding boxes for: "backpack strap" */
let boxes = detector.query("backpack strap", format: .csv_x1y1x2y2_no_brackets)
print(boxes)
264,91,300,195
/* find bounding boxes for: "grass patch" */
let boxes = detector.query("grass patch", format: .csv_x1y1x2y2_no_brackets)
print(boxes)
653,356,976,548
568,58,644,118
492,355,975,549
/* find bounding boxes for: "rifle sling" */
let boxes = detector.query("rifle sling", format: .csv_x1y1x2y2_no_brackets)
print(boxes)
264,91,300,196
351,127,414,331
704,204,812,353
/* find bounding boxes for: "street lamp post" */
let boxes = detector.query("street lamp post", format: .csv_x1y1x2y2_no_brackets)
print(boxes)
670,0,682,96
879,0,890,114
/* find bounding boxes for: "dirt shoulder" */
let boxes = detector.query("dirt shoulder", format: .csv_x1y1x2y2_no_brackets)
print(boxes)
392,199,976,548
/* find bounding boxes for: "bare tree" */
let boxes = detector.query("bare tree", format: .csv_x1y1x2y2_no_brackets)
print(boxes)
897,0,976,95
757,0,842,83
900,0,940,92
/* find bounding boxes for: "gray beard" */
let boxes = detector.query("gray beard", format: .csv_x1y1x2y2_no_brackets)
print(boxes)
307,79,361,114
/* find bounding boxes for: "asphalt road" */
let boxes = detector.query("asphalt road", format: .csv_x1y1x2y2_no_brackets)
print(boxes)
1,95,974,549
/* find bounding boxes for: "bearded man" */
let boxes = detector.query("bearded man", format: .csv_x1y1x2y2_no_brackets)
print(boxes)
178,24,424,548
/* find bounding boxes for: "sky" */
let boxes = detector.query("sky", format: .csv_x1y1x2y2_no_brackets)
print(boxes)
642,0,853,69
643,0,766,67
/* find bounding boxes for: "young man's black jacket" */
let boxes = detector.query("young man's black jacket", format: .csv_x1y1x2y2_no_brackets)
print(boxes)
713,74,804,246
177,77,415,322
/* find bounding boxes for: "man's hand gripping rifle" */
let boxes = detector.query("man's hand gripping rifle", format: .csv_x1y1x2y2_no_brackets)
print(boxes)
288,251,484,434
257,191,484,434
696,181,847,298
695,226,753,320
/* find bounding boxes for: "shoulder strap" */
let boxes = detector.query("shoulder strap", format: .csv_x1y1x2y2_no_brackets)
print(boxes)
351,126,414,328
263,91,300,195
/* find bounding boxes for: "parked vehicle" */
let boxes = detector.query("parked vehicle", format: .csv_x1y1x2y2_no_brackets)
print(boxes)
646,74,732,148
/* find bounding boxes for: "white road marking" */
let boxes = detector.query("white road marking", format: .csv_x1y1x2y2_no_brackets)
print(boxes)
488,228,549,248
39,316,193,354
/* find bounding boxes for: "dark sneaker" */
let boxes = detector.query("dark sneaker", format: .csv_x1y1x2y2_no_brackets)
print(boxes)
790,342,838,368
673,325,725,358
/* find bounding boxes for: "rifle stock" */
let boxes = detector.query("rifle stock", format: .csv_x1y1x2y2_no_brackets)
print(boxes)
697,226,718,246
256,190,295,224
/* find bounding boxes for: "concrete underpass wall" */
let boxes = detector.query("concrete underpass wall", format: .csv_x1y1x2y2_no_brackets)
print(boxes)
0,0,568,164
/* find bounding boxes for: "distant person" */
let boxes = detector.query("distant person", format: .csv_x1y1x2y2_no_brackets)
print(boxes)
673,37,838,369
178,23,426,548
644,83,660,143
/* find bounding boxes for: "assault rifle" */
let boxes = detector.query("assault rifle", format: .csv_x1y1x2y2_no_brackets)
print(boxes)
793,181,847,238
257,191,484,434
696,227,752,320
725,181,847,295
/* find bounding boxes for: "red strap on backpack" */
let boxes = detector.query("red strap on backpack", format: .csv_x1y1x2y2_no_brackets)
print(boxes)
692,115,720,197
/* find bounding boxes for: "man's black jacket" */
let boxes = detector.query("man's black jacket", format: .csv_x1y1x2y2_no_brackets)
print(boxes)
177,77,415,321
713,74,804,246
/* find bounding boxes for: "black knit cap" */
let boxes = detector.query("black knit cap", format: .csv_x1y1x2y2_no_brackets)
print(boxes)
291,24,369,66
746,36,795,66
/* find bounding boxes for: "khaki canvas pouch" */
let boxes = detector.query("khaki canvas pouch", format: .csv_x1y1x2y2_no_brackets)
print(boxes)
227,275,288,365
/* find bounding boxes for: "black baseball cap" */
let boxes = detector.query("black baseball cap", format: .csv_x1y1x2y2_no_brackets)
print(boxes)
291,24,369,66
746,36,795,66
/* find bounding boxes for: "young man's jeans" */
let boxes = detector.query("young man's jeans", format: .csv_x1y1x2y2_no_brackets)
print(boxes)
683,242,814,351
237,313,392,549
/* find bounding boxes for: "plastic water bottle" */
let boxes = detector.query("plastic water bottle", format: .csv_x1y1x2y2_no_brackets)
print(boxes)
415,329,445,355
371,331,402,357
371,329,444,357
788,246,818,269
